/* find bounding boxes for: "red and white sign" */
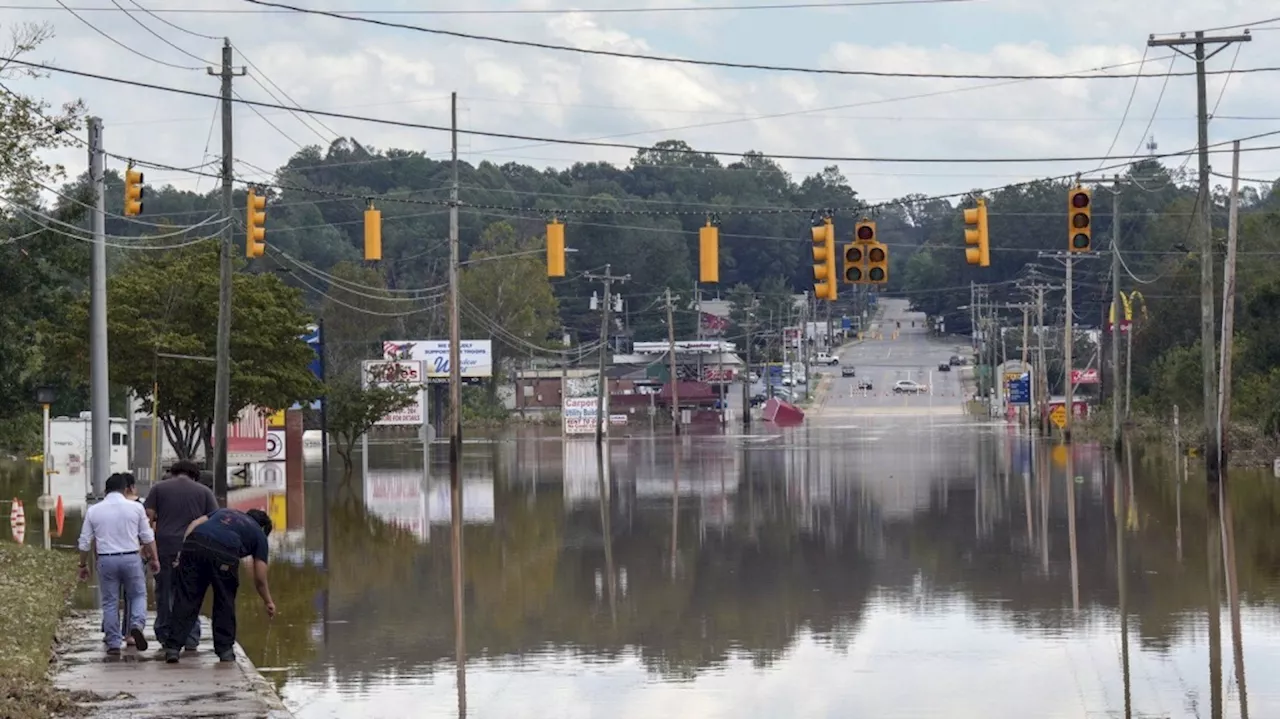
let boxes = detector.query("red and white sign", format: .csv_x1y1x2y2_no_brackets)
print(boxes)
228,405,269,457
362,360,426,425
1071,368,1099,385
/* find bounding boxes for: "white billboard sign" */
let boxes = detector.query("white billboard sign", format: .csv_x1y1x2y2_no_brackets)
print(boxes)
361,360,426,425
563,397,607,435
382,340,493,379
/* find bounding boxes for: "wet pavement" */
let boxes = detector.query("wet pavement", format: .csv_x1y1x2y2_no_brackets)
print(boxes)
2,306,1278,718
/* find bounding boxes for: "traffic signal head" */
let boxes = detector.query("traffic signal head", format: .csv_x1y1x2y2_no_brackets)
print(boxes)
546,219,565,277
1069,187,1091,252
843,242,864,283
811,218,836,300
699,222,719,284
123,166,144,216
245,189,266,258
363,202,382,261
963,199,990,267
867,242,888,285
855,220,875,243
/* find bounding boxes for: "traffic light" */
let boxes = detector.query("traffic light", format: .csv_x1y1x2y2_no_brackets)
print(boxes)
123,164,144,216
843,242,863,283
811,217,836,301
363,200,381,261
1069,186,1092,252
699,220,719,284
867,241,888,285
245,188,265,258
963,198,990,267
546,219,565,277
855,220,875,244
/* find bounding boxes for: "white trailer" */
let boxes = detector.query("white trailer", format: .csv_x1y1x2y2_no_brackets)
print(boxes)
48,412,130,495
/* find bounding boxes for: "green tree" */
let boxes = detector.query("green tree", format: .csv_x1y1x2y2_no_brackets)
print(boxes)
44,242,321,459
327,367,421,479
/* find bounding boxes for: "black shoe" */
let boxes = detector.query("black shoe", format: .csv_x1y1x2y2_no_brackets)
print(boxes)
105,646,121,656
129,627,148,652
216,649,236,662
184,641,199,652
164,648,180,663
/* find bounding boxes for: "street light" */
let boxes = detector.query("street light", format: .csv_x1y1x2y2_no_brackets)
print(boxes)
34,386,56,497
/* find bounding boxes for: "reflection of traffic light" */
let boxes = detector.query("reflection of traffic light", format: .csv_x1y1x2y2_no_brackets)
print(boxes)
245,188,265,258
963,198,990,267
363,200,381,261
699,220,719,283
1069,187,1092,252
867,241,888,285
123,164,144,216
811,217,836,300
843,243,863,283
546,218,565,277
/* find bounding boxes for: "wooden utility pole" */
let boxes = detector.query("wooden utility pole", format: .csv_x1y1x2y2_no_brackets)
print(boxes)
665,288,682,436
1217,140,1242,475
1148,29,1251,482
584,266,630,444
1110,177,1123,452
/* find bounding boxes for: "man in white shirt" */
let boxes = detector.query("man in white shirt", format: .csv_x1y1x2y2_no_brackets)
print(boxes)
78,473,161,655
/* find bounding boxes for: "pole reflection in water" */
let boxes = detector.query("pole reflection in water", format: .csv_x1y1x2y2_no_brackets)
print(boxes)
597,442,616,626
451,451,466,718
1207,484,1222,719
1115,452,1131,719
1038,440,1049,575
1220,481,1249,718
670,437,681,583
1065,445,1079,611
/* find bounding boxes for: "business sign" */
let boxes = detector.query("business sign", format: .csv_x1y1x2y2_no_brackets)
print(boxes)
1071,368,1099,385
563,397,604,435
227,405,269,461
382,340,493,379
265,430,285,461
1007,373,1031,405
361,360,426,425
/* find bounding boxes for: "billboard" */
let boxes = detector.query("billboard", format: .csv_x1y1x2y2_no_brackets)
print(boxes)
382,340,493,379
563,397,604,435
361,360,426,426
227,405,269,462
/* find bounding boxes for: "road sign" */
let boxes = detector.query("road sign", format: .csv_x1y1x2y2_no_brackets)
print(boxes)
1049,404,1067,429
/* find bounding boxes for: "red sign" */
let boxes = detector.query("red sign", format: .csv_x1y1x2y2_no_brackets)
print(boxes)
1071,368,1099,385
227,405,268,455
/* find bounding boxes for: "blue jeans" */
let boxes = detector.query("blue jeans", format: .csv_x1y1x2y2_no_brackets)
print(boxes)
98,553,148,649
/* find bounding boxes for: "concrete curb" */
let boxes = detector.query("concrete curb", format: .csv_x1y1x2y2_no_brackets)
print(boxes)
53,610,293,718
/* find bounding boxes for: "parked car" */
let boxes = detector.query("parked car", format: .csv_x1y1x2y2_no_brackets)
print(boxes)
856,378,873,390
893,380,927,394
841,365,856,377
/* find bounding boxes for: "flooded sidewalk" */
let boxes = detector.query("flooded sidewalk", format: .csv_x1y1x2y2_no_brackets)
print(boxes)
54,611,292,718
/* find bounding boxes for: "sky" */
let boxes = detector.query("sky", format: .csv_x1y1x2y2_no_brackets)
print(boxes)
5,0,1280,206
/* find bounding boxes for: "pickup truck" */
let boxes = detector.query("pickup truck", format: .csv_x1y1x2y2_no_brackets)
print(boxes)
813,352,839,366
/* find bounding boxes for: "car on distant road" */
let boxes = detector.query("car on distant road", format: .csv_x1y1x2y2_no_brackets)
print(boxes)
949,355,963,366
937,363,951,372
841,365,856,377
856,378,873,391
893,380,928,394
814,352,840,365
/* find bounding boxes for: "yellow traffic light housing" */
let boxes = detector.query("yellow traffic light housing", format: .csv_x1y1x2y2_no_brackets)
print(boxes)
1069,187,1092,252
363,201,382,261
963,199,990,267
867,241,888,285
811,217,836,301
843,243,864,283
854,220,875,245
699,221,719,284
245,188,266,258
123,165,144,216
546,219,565,278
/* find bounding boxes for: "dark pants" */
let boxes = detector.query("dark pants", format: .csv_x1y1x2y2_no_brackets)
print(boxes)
164,538,240,654
154,549,201,647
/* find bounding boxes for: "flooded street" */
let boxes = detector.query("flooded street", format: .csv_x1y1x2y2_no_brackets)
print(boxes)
4,421,1278,718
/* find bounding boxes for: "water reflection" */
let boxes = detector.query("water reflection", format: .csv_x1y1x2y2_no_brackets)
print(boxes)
3,424,1277,717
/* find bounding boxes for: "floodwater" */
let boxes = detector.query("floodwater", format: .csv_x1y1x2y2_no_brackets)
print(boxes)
3,421,1279,719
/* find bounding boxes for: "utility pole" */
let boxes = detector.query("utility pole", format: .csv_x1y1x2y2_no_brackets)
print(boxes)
584,266,630,444
1218,140,1242,476
87,116,108,499
741,302,755,428
1110,176,1123,452
1148,29,1251,482
208,38,244,505
665,288,682,436
447,91,462,466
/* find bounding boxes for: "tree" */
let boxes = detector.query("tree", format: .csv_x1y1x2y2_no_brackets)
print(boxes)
326,366,421,480
315,261,397,380
459,221,561,400
44,242,322,459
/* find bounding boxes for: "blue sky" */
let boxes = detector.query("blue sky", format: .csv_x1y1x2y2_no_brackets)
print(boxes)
5,0,1280,202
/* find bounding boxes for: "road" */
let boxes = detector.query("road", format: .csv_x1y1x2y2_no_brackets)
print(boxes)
816,298,972,419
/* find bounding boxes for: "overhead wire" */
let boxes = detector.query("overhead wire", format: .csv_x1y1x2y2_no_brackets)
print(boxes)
52,0,203,71
241,0,1280,82
108,0,214,65
123,0,220,40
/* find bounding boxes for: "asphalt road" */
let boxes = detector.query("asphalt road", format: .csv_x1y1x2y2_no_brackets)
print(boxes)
816,298,972,419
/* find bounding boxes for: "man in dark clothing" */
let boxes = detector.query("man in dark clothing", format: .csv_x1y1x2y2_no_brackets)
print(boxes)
163,507,276,664
144,460,219,650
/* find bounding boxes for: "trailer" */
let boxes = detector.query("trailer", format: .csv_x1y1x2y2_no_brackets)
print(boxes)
48,412,130,495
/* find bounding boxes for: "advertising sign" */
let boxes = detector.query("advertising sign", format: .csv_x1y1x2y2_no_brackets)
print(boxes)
382,340,493,379
227,405,269,462
361,360,426,425
1008,373,1031,405
563,397,603,435
1071,368,1100,385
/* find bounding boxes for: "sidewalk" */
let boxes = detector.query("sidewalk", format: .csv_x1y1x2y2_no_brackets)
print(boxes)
54,611,292,718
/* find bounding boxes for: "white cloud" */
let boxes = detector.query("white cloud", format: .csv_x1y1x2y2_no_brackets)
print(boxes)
6,0,1280,206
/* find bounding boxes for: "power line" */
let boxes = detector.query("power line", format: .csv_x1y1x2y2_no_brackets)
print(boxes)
52,0,203,71
124,0,219,41
10,56,1280,166
108,0,214,65
242,0,1280,81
